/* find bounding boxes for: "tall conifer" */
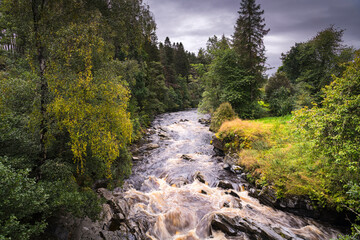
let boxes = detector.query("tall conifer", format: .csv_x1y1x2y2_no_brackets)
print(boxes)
233,0,269,75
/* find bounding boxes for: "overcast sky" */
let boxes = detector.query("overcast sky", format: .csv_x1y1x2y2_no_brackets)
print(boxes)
145,0,360,75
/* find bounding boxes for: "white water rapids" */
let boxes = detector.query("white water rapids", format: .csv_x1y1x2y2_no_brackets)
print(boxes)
121,109,340,240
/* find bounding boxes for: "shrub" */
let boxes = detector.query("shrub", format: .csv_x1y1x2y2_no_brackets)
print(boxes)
209,102,237,132
217,118,270,153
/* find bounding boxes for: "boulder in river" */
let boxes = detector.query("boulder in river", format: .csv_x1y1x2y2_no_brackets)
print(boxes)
198,118,211,126
194,171,206,183
217,180,234,190
210,214,289,239
211,135,225,156
145,143,160,150
181,154,194,161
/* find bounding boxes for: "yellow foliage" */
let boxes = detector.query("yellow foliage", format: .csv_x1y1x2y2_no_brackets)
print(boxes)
219,118,270,141
47,17,132,178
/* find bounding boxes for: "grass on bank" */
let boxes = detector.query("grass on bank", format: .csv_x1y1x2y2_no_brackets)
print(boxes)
217,115,330,205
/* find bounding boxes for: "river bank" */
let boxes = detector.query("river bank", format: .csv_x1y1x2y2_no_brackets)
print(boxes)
211,115,355,234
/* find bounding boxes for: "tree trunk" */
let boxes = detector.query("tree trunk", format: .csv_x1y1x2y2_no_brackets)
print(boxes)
32,0,48,169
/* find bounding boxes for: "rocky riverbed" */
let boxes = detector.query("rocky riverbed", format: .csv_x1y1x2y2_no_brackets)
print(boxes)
50,109,342,240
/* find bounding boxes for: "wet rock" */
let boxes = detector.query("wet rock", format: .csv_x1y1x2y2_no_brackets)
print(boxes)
211,136,225,156
223,202,230,208
230,165,243,174
97,188,113,202
224,154,238,165
158,132,169,139
145,143,160,150
194,171,206,183
239,173,247,180
210,214,286,239
232,198,243,209
147,128,156,135
226,190,240,199
101,204,113,225
181,154,194,161
222,163,231,171
217,180,233,190
198,118,211,126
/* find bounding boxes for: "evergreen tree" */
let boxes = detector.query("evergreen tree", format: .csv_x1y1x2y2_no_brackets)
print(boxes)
233,0,269,100
174,42,190,77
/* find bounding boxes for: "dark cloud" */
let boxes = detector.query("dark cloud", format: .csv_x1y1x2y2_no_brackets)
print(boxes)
145,0,360,74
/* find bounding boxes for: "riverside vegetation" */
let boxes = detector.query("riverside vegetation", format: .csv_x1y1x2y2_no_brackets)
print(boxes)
0,0,359,239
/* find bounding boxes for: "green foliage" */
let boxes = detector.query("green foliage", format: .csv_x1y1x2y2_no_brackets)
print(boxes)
199,44,264,118
47,17,133,178
265,72,295,116
293,51,360,213
210,102,237,132
0,159,48,240
233,0,269,87
280,26,355,105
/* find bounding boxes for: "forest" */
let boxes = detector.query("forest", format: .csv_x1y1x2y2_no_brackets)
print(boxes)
0,0,359,239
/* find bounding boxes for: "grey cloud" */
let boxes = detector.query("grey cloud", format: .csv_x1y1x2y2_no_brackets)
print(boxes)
146,0,360,74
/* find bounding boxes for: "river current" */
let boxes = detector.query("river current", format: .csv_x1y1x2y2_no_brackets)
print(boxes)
121,109,340,240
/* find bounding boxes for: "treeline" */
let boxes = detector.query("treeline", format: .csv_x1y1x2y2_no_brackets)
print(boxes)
0,0,202,238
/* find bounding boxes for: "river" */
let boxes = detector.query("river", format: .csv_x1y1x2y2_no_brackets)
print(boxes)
120,109,340,239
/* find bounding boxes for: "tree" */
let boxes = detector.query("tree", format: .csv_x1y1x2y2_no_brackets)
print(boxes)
265,72,295,116
174,42,190,77
280,26,355,105
47,16,132,178
233,0,269,77
293,50,360,217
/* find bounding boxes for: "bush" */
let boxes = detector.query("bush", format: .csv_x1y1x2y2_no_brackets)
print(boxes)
210,102,237,132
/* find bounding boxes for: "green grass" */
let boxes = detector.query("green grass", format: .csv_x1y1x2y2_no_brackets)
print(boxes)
254,114,292,124
217,115,329,205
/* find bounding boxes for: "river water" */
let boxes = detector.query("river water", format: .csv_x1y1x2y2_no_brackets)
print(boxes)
122,109,340,240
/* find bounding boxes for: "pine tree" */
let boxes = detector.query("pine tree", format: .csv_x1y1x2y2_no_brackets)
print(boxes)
233,0,269,75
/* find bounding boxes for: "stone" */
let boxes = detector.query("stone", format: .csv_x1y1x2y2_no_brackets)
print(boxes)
181,154,194,161
145,143,160,150
222,163,231,171
224,154,238,165
194,171,206,183
217,180,233,190
210,214,285,239
201,190,207,195
212,136,224,152
230,165,243,174
158,133,168,138
101,204,113,224
132,156,140,161
97,188,113,202
228,190,240,199
223,202,230,208
198,118,211,126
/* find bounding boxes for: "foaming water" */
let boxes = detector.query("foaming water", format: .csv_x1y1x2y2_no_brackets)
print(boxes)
123,109,339,239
